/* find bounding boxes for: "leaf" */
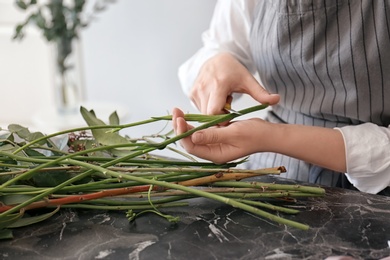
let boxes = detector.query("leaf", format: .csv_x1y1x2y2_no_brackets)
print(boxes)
0,229,13,240
0,131,14,143
109,111,120,126
26,132,45,144
0,175,12,185
15,0,28,10
8,124,46,145
24,148,46,157
0,194,35,206
80,107,129,146
13,23,24,39
0,144,16,152
7,207,60,228
32,170,71,187
0,210,24,230
8,124,30,139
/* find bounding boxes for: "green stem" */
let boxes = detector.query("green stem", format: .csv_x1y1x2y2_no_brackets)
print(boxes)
55,196,189,206
237,199,300,214
213,192,322,198
9,156,238,168
58,202,188,210
212,181,325,195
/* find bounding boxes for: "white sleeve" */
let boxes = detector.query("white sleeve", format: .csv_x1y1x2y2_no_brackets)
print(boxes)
335,123,390,194
178,0,258,97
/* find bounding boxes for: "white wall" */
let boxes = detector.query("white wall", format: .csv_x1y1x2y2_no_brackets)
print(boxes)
82,1,216,120
81,0,217,138
0,0,54,126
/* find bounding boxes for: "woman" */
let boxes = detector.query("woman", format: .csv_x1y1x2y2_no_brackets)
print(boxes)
173,0,390,195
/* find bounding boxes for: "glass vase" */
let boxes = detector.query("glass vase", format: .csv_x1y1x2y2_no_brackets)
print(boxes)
52,38,84,115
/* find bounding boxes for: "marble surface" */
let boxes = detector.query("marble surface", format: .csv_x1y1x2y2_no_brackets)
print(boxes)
1,176,390,260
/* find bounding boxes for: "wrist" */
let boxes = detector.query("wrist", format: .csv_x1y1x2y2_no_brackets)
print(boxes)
260,122,346,172
249,119,280,153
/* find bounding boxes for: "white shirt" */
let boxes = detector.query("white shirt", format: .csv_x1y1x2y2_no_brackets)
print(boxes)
178,0,390,194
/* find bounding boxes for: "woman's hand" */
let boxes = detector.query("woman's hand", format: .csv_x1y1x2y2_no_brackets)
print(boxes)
190,52,280,115
172,107,346,172
172,107,268,164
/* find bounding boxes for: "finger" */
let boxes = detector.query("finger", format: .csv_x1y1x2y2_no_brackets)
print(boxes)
176,117,196,151
189,87,203,112
244,77,280,105
207,91,230,115
172,107,184,117
191,127,232,145
172,107,184,134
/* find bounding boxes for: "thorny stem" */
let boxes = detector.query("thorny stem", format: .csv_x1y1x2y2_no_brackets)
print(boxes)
58,202,188,211
212,181,325,195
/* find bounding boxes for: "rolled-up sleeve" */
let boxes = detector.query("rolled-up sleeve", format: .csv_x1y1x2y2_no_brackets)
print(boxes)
178,0,257,97
335,123,390,194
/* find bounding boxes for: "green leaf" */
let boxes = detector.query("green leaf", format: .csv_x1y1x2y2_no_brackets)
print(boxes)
0,175,12,185
8,124,30,139
32,170,70,187
26,132,46,145
0,229,13,240
7,207,60,228
0,210,24,230
24,148,46,157
31,12,47,30
15,0,28,10
80,107,129,146
109,111,120,126
0,194,35,206
0,131,14,144
8,124,46,145
0,144,16,152
0,144,34,168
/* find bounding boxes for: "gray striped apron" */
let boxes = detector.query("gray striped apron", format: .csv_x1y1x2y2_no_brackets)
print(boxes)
244,0,390,190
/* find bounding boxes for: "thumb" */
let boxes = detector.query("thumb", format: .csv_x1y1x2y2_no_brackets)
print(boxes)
192,128,226,145
245,77,280,105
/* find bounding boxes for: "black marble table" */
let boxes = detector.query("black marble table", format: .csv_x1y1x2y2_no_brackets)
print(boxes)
1,176,389,260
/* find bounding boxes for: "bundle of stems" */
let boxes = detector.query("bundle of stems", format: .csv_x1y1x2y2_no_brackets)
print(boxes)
0,105,325,239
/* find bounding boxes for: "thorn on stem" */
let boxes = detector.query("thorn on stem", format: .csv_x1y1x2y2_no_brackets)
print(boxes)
214,172,223,178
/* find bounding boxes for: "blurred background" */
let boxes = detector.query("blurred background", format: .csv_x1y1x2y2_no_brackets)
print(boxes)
0,0,265,139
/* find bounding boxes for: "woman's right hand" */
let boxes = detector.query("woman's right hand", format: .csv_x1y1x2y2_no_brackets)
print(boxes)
190,52,280,115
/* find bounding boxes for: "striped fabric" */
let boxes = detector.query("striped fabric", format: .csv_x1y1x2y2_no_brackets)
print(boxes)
245,0,390,188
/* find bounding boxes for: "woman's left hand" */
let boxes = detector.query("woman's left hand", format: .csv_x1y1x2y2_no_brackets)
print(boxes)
172,107,268,164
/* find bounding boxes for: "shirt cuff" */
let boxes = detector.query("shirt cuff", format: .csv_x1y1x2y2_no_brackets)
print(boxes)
335,123,390,194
